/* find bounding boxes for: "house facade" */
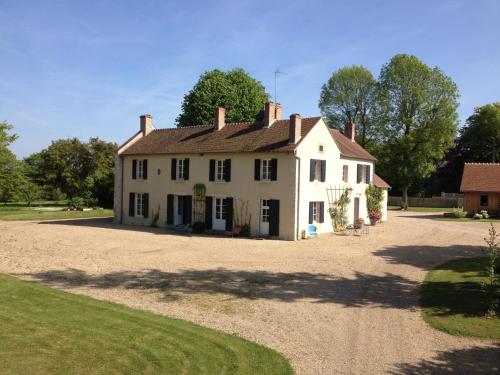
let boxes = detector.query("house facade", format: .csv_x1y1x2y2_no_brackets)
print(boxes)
114,102,388,240
460,163,500,216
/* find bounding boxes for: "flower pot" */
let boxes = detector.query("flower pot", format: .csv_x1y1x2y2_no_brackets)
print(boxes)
369,218,377,226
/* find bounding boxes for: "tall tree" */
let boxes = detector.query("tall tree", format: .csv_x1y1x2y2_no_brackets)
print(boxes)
0,122,20,204
176,68,269,127
375,54,459,205
460,103,500,163
318,65,378,146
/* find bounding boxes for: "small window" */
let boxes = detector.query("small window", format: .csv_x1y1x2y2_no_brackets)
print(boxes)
480,195,488,207
136,160,144,179
135,193,145,216
215,198,226,219
319,145,324,152
177,159,185,180
261,159,272,181
342,165,348,183
215,160,225,182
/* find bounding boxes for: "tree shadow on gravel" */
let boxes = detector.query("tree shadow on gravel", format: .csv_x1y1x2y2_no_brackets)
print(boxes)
390,344,500,374
20,268,420,308
374,245,483,270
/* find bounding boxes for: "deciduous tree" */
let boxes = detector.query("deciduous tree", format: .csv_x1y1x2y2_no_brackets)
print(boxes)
176,68,269,127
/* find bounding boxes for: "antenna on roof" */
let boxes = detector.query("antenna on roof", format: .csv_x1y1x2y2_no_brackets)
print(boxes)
274,68,287,103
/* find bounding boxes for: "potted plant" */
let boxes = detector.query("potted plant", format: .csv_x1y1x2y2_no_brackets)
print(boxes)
368,211,381,225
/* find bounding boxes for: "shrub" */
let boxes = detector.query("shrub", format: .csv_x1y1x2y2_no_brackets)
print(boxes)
473,213,483,220
69,197,85,210
366,185,383,213
480,210,490,219
239,224,251,237
452,207,467,218
483,224,500,316
192,221,206,233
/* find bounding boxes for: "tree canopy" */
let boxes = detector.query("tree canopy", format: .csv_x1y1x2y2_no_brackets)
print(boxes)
318,65,378,146
176,68,269,127
460,103,500,163
374,54,459,203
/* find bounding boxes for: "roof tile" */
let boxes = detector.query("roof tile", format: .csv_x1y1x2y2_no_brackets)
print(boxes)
460,163,500,192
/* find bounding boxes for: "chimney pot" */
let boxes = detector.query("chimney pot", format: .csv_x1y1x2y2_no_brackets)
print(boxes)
264,102,277,127
289,114,302,144
140,114,154,136
345,122,356,142
214,107,225,131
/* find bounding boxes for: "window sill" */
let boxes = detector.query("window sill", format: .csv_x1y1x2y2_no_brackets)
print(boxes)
258,179,273,183
174,179,187,182
213,180,227,184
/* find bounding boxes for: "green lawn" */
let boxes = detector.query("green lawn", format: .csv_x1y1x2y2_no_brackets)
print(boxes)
0,203,113,221
421,257,500,340
433,217,500,223
388,206,454,213
0,273,293,375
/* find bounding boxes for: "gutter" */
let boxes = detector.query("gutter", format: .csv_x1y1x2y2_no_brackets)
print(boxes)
295,153,301,240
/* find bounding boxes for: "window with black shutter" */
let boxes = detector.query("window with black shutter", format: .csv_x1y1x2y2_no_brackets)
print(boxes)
166,194,174,224
310,159,326,182
342,165,348,182
320,160,326,182
309,201,323,223
224,159,231,182
184,159,190,180
270,158,278,181
171,159,177,180
183,195,192,225
209,160,216,181
205,196,213,229
129,193,135,216
224,197,233,231
142,160,148,180
132,160,137,179
142,193,149,218
357,164,362,183
366,165,371,184
254,159,261,181
310,159,316,181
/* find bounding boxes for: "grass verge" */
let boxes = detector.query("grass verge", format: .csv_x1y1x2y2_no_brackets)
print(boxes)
421,257,499,340
0,206,113,221
388,206,454,213
433,217,500,223
0,273,293,374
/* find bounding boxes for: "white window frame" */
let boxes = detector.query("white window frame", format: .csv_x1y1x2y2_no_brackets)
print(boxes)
176,159,185,180
215,160,225,182
311,201,318,223
215,197,226,220
261,199,270,222
261,159,272,181
136,160,144,180
135,193,144,217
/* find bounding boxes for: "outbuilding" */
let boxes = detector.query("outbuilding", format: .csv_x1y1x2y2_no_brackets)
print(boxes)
460,163,500,216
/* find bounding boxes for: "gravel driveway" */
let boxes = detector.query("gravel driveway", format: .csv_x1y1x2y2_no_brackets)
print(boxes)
0,211,498,374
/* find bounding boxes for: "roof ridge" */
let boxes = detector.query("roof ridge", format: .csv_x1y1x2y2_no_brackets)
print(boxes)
464,162,500,165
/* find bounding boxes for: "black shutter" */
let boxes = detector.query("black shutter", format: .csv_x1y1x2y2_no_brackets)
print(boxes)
209,160,215,181
357,164,362,183
320,160,326,182
225,197,233,231
142,160,148,180
254,159,261,181
309,202,314,224
366,165,371,184
171,159,177,180
143,193,149,218
129,193,135,216
132,160,137,179
319,202,325,223
184,159,190,180
205,196,213,229
269,199,280,236
183,195,192,225
310,159,316,181
271,158,278,181
166,194,174,225
224,159,231,182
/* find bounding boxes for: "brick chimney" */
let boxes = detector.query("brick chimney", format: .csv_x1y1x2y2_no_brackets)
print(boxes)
140,114,154,136
289,114,302,144
264,101,277,127
345,122,356,142
214,107,225,131
275,103,283,120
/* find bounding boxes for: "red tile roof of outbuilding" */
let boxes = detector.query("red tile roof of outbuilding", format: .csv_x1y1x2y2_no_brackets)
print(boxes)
460,163,500,192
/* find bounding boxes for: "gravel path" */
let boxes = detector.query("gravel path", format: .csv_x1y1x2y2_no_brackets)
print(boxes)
0,211,498,374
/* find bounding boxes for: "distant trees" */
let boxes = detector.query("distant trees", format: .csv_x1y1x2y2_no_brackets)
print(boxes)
0,121,117,207
177,68,269,127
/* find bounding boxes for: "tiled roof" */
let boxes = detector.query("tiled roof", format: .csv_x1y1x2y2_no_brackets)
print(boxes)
460,163,500,192
374,174,391,189
328,129,376,161
122,117,321,155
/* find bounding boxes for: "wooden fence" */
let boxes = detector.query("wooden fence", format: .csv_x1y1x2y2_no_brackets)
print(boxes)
388,196,464,208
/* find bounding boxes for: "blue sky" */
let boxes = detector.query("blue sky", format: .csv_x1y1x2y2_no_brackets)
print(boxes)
1,0,499,157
